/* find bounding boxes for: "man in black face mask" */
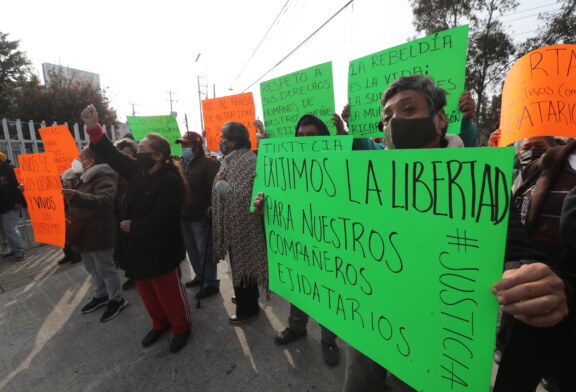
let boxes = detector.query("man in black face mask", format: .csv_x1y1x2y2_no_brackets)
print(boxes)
518,136,556,169
343,75,573,392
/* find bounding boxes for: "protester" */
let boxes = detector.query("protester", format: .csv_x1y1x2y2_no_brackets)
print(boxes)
0,152,26,261
81,104,191,353
266,114,341,366
493,140,576,391
212,122,268,324
61,147,128,322
113,137,138,290
176,131,220,299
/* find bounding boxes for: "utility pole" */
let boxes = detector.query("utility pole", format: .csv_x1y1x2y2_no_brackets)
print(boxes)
197,76,205,131
184,113,189,132
129,102,138,116
213,84,216,99
167,90,178,115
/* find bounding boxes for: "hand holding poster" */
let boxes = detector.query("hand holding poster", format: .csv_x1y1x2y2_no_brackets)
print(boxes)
260,62,336,137
16,153,65,248
39,125,79,174
126,115,182,156
202,92,257,151
499,44,576,146
255,147,514,391
348,25,469,138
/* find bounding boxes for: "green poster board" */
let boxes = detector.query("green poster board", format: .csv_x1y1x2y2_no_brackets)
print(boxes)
258,135,353,154
260,62,336,138
126,115,182,156
255,146,514,392
348,25,469,138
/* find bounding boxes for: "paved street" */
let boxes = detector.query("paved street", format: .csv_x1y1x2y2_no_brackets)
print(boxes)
0,245,546,392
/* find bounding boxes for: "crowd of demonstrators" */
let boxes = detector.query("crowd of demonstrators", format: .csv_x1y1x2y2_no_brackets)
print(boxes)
212,122,268,324
81,105,192,353
0,152,26,261
62,147,128,322
176,131,221,299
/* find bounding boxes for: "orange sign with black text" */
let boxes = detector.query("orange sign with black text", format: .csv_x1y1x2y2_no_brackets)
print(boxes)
39,125,79,173
202,93,257,151
499,44,576,146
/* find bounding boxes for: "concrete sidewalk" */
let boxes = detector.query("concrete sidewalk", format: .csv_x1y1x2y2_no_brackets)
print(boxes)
0,246,344,392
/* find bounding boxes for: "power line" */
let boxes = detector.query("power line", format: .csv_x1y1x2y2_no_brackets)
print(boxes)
241,0,354,93
228,0,291,90
501,1,560,17
502,8,561,23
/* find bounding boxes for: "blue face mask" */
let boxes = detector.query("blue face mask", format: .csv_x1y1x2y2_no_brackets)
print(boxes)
219,141,230,155
181,148,194,160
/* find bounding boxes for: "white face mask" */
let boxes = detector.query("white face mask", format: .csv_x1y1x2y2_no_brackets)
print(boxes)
71,159,85,174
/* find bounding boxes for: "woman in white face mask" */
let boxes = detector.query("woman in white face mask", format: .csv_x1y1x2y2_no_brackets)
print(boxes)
61,147,128,323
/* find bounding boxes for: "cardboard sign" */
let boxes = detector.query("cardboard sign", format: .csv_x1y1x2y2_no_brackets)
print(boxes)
254,147,514,392
202,92,257,151
17,153,65,248
348,25,469,138
126,115,182,156
499,44,576,146
39,125,79,174
260,62,336,137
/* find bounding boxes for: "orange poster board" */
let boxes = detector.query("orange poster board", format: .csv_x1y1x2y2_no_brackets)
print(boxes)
17,153,65,248
202,92,257,151
39,125,79,173
499,44,576,146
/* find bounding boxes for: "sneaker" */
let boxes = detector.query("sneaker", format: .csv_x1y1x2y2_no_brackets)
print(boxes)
57,255,70,265
169,331,191,353
321,341,340,367
100,298,128,322
274,327,307,345
142,325,171,347
81,296,109,314
15,254,26,262
1,250,14,258
185,279,201,288
195,286,220,299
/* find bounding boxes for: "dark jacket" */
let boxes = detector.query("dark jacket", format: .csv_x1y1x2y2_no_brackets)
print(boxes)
181,153,220,221
0,161,25,214
62,164,118,253
90,136,185,280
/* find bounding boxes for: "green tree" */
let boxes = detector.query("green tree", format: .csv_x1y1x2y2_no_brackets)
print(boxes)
0,32,33,116
9,70,118,127
519,0,576,54
409,0,518,141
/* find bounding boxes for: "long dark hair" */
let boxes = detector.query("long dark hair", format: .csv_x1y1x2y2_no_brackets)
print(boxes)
145,133,191,204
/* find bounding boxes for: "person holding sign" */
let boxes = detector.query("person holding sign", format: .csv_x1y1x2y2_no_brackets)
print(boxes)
0,153,26,261
81,104,192,353
212,122,268,324
269,114,342,367
61,147,128,322
331,75,570,392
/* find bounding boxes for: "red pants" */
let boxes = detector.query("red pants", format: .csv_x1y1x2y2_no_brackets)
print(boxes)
136,267,191,334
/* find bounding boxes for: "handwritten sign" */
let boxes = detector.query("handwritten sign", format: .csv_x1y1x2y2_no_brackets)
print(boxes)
260,62,336,137
126,115,182,156
202,92,257,151
38,125,79,174
255,147,514,392
258,135,353,155
499,44,576,146
16,153,65,248
348,25,469,138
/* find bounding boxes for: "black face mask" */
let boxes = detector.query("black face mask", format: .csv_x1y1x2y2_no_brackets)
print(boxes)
136,152,156,170
519,148,547,167
383,116,440,149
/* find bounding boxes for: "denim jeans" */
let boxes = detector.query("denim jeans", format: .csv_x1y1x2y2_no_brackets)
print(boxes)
181,220,219,288
0,209,24,257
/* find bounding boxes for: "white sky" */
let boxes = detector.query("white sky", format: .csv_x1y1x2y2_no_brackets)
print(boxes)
2,0,561,134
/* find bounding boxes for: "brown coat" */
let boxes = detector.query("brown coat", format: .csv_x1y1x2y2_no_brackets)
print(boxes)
62,164,118,253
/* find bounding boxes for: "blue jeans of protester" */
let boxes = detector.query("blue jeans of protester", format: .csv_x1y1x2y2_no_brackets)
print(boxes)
82,248,122,302
181,220,219,288
289,304,337,344
0,209,24,258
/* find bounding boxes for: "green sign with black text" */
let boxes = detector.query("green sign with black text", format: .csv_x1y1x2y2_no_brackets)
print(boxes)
255,146,513,392
348,25,469,138
127,115,182,156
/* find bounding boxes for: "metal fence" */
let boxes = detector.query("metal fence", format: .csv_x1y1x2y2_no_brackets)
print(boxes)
0,118,119,166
